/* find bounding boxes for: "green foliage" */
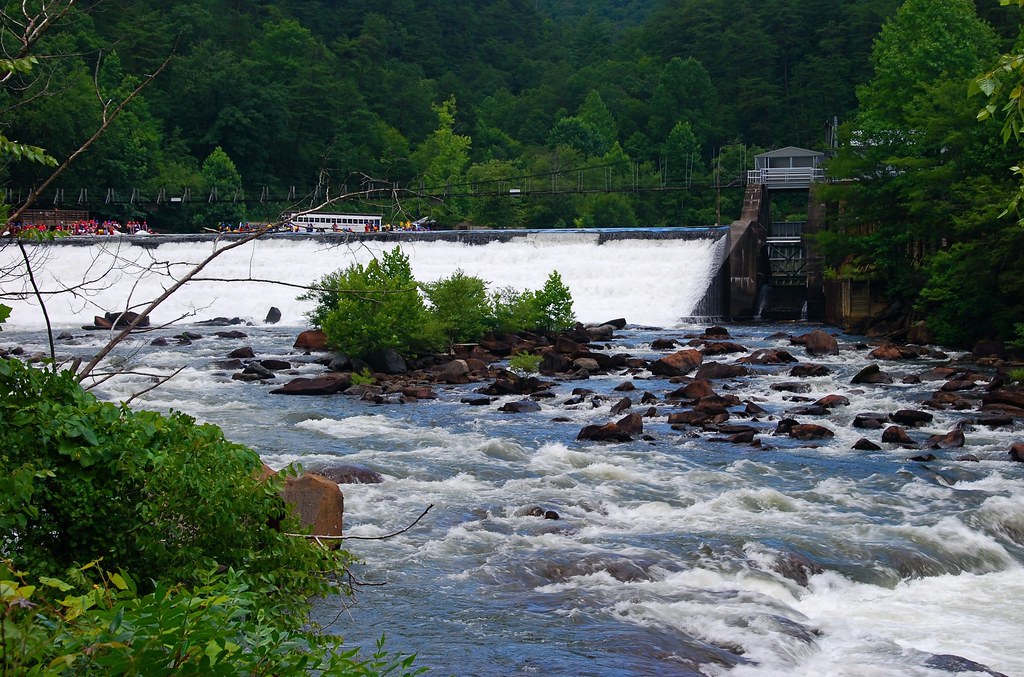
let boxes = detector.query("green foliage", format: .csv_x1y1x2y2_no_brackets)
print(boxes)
0,303,10,328
1,562,423,676
508,351,542,374
0,0,912,230
0,359,342,599
1011,323,1024,349
488,286,539,336
487,272,576,335
422,269,491,346
310,247,442,359
532,270,576,332
350,367,376,385
306,249,576,353
547,116,606,157
192,146,246,228
0,357,422,673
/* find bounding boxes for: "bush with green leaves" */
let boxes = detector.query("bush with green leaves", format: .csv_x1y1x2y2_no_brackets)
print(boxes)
304,249,577,353
0,359,336,593
421,269,490,347
0,355,421,674
488,271,576,335
508,351,542,374
488,285,540,336
303,247,442,359
1,561,422,676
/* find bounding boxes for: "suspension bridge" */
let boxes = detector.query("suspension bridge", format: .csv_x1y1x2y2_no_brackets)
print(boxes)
5,161,746,209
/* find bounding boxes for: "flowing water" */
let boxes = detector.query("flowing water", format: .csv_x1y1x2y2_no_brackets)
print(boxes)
1,233,1022,676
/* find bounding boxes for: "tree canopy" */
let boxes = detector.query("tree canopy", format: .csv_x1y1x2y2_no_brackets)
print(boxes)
1,0,911,231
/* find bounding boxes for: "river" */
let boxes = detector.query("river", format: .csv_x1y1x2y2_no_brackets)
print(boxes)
1,233,1021,676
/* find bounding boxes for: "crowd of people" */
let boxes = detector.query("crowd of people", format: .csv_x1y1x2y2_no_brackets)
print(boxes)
4,219,154,236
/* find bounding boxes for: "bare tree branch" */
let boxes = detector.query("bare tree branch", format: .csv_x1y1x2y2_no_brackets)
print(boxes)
284,504,434,542
15,238,55,365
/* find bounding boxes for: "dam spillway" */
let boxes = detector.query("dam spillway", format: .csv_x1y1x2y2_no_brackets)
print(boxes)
0,227,730,331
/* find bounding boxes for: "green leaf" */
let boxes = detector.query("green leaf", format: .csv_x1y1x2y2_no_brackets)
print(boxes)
39,576,74,592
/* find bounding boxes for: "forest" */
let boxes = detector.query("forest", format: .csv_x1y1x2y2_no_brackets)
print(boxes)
2,0,1024,344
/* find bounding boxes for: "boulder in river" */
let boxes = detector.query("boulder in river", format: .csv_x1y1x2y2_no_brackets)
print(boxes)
229,346,255,359
851,364,893,385
790,363,831,377
270,373,352,395
315,464,384,484
616,412,644,435
281,473,344,545
738,348,798,365
1009,442,1024,462
927,429,965,449
294,329,329,351
365,348,407,375
882,425,916,445
499,399,542,414
649,349,702,377
788,423,835,440
890,409,934,427
577,422,633,442
801,329,839,356
695,362,751,379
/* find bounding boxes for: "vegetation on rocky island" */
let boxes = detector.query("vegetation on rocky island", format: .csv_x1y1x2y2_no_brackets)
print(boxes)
303,247,576,358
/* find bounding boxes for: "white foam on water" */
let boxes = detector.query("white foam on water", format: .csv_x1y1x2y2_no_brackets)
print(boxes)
0,232,727,330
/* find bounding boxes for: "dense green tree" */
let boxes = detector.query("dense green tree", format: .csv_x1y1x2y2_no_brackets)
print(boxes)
411,96,472,219
466,159,527,228
649,57,718,146
191,147,246,228
578,90,619,150
422,270,491,346
818,0,1016,343
0,0,932,234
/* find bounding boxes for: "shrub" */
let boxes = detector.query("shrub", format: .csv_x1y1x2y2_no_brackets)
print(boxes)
508,351,542,374
0,357,422,674
489,285,539,335
421,270,490,347
0,359,342,603
488,272,576,335
309,247,442,359
1,562,423,676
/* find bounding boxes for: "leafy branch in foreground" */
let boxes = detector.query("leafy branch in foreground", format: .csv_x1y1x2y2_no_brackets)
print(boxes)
0,355,423,675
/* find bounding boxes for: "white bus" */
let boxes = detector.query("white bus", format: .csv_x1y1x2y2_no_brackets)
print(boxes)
288,212,383,232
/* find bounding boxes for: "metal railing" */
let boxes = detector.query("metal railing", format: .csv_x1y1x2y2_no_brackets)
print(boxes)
746,167,825,186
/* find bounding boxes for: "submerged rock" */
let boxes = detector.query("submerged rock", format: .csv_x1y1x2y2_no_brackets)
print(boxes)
315,464,384,484
270,373,352,395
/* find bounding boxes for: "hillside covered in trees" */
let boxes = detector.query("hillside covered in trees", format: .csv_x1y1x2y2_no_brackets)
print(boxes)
3,0,917,231
3,0,1024,345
